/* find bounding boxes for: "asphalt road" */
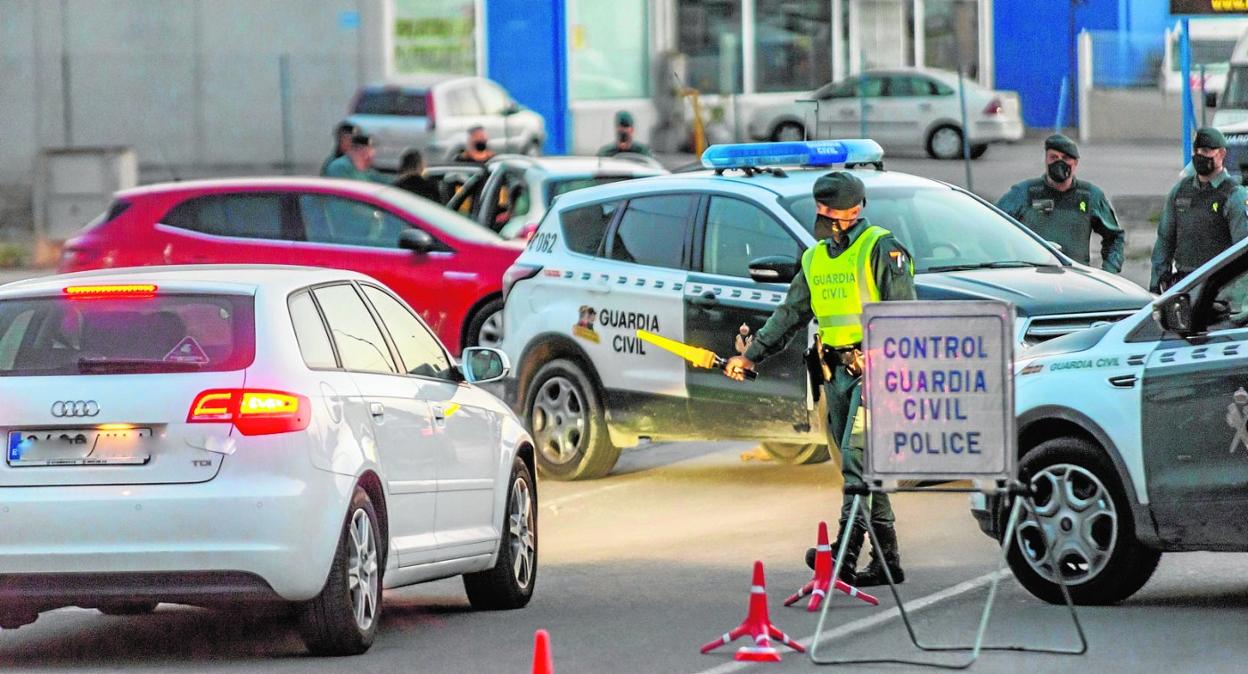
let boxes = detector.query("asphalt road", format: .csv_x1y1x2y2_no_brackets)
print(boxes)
2,440,1246,673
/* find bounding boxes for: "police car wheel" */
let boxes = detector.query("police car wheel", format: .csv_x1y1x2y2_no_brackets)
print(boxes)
525,359,620,480
926,125,964,160
760,442,832,465
466,298,505,349
1005,437,1161,605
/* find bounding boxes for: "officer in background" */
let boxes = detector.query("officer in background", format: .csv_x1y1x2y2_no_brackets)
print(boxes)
393,148,440,202
454,126,496,164
996,134,1124,273
724,172,915,587
320,121,361,176
598,111,652,157
1151,127,1248,293
324,133,389,184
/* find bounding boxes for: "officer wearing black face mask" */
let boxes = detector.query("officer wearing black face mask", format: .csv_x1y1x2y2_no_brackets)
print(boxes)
454,125,496,165
996,134,1124,273
598,111,652,157
1151,127,1248,293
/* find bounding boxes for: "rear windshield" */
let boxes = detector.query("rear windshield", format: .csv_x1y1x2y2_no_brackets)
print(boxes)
0,294,256,376
353,89,428,116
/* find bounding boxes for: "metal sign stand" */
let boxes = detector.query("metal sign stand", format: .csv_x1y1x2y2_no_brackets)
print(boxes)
807,379,1088,669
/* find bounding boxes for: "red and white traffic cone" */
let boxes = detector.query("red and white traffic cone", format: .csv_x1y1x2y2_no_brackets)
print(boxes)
532,629,554,674
784,521,879,611
700,561,805,662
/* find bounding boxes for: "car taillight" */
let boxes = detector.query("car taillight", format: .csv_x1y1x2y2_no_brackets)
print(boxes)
502,263,543,302
63,284,157,299
982,98,1003,116
426,92,436,130
188,389,311,436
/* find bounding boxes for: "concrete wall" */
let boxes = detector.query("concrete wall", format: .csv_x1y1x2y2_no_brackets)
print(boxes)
0,0,390,190
1087,89,1182,141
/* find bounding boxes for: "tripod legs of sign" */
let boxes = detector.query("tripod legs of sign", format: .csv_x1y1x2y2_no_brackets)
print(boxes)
809,384,1088,668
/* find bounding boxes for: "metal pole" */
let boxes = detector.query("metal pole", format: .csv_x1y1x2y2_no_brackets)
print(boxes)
957,67,974,192
1200,64,1208,127
1181,18,1193,160
59,0,72,147
858,50,867,138
279,54,294,175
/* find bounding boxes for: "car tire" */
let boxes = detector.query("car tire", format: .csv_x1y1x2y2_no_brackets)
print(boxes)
771,121,806,142
926,125,964,160
525,358,620,480
466,298,505,349
760,442,832,465
969,143,989,159
1005,437,1161,605
298,486,383,656
96,602,158,616
463,456,537,610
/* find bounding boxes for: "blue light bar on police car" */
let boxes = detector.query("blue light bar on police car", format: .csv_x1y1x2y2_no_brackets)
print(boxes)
700,139,884,170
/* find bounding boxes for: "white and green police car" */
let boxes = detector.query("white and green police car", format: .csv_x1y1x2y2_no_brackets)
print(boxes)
974,234,1248,605
499,140,1151,480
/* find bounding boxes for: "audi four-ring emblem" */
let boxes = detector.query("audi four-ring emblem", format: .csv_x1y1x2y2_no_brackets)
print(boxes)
51,400,100,417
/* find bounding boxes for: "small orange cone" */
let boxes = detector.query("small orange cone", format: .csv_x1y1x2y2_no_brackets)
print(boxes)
532,629,554,674
784,521,879,611
700,561,805,662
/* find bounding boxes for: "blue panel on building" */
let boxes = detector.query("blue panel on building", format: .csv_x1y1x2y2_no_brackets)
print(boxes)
485,0,568,154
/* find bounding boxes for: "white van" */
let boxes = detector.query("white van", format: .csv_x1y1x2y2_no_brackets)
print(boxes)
1163,18,1248,98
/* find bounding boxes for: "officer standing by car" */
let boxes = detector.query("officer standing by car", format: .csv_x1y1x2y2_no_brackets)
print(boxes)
1151,127,1248,293
996,134,1124,273
598,111,652,157
724,172,915,587
320,121,361,176
324,133,390,184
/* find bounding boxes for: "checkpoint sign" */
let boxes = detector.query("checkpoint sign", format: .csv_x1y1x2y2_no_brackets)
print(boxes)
862,301,1015,485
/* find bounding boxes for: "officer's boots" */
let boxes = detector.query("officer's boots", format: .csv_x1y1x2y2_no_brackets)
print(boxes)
854,524,905,587
804,521,866,585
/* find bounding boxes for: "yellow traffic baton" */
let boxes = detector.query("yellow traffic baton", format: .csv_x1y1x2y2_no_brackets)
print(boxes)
635,329,758,380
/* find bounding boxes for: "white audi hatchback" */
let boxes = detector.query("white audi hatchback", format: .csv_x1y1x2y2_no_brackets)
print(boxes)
0,265,537,655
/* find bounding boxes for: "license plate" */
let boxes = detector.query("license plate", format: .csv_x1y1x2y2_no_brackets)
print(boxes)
7,428,152,467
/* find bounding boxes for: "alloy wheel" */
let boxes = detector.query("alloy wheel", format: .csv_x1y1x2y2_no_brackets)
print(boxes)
347,508,379,631
932,127,962,159
509,478,536,589
532,376,586,466
1014,463,1118,585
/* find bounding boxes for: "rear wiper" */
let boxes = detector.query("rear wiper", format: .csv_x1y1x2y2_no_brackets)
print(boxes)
927,260,1060,272
77,358,204,374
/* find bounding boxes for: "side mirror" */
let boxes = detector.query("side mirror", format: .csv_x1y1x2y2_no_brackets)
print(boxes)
748,255,799,284
461,346,510,384
1153,292,1195,336
399,228,435,254
1206,91,1218,108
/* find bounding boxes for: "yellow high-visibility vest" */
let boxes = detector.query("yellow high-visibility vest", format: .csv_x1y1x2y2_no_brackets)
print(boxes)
802,226,891,348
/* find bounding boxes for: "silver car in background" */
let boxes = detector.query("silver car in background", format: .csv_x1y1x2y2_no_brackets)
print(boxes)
347,76,547,169
747,67,1023,160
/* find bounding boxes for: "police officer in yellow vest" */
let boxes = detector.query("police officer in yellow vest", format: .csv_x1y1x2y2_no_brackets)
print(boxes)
725,172,916,587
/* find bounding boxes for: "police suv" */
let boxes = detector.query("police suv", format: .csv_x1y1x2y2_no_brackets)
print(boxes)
974,233,1248,605
500,140,1151,480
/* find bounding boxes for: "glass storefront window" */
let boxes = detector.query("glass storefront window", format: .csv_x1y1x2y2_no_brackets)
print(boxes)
924,0,979,77
755,0,833,92
678,0,743,94
570,0,650,100
393,0,476,76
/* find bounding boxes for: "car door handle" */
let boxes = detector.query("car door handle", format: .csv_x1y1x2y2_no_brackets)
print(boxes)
369,402,385,418
691,290,719,309
432,405,447,426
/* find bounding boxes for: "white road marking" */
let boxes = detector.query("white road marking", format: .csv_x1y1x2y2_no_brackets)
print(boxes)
690,569,1007,674
542,480,636,510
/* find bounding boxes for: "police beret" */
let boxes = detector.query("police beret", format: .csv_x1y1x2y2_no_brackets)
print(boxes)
1195,127,1227,150
813,172,865,209
1043,133,1079,159
616,110,635,127
350,133,373,147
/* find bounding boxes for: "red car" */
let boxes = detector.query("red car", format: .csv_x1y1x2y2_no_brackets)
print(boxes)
59,178,524,354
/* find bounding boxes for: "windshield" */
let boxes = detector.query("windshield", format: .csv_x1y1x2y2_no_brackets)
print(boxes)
0,294,256,376
781,185,1063,273
376,185,506,244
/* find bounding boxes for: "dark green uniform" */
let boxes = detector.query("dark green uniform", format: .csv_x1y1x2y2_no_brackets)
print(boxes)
323,155,390,184
996,178,1124,272
597,141,652,158
743,217,916,527
1150,169,1248,293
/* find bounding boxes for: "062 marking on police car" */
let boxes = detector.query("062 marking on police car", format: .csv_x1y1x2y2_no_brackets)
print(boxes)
528,232,558,254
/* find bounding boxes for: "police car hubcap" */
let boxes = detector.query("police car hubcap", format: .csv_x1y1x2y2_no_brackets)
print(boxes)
533,376,586,465
1015,463,1118,585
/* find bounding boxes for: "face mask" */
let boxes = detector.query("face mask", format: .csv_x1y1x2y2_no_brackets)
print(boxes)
473,140,489,152
1192,153,1217,176
815,214,855,240
618,129,631,144
1046,160,1072,183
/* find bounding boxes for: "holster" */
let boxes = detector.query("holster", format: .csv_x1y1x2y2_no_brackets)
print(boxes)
805,338,827,403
